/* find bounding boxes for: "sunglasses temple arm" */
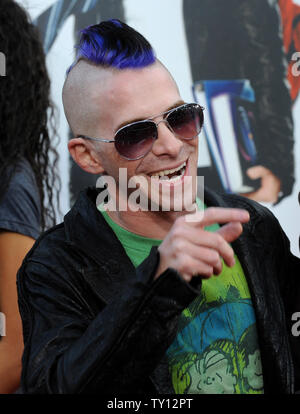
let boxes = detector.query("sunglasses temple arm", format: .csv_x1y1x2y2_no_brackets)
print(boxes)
77,135,115,143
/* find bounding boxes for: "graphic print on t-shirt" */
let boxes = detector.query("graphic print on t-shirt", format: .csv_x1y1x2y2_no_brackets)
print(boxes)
166,257,264,394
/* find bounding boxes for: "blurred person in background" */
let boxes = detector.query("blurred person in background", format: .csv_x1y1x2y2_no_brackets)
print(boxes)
0,0,60,393
34,0,125,206
183,0,294,204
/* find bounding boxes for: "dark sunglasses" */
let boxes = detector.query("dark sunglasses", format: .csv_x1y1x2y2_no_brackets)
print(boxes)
77,103,204,160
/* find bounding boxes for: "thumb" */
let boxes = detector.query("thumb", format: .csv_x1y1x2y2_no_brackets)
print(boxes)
246,166,267,180
217,222,243,243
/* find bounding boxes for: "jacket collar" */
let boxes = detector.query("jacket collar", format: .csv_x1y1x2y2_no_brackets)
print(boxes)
64,186,133,268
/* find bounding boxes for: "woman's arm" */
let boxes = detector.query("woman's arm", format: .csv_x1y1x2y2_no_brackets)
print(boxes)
0,231,35,394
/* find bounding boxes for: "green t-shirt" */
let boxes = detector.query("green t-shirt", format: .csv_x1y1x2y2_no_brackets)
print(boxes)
99,203,264,394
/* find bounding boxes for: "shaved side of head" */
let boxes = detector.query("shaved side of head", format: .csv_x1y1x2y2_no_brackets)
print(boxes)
62,59,114,137
62,19,156,138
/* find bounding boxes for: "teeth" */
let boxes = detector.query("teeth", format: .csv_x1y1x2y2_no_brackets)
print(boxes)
168,173,183,182
151,162,186,178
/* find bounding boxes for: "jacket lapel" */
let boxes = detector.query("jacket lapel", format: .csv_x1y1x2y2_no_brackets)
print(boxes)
64,187,136,305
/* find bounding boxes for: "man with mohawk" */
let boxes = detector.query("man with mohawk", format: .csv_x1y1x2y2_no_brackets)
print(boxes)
18,20,300,394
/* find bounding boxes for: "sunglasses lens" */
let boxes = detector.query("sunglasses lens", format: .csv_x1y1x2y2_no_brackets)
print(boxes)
115,122,157,159
167,104,203,139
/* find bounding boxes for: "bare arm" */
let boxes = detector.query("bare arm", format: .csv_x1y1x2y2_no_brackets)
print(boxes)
0,232,35,394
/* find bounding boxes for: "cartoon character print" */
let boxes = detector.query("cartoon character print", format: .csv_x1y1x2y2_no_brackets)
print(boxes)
166,261,264,394
239,324,264,392
168,326,264,394
187,341,237,394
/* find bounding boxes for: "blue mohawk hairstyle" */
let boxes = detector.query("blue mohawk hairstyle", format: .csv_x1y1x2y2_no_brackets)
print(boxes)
67,19,156,74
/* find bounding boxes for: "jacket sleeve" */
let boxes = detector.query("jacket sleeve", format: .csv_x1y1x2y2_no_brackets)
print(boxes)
255,200,300,391
275,221,300,392
17,246,201,394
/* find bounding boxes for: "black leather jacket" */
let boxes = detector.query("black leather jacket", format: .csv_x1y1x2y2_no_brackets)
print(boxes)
17,187,300,394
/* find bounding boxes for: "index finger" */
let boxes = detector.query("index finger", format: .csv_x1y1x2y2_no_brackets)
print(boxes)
184,207,250,226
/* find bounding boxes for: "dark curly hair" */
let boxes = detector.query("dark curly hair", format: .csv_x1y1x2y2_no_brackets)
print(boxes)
0,0,60,230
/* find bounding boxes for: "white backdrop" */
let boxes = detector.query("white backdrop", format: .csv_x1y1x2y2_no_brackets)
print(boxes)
17,0,300,256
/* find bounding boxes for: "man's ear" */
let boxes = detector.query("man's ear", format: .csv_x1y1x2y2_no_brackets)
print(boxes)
68,138,105,174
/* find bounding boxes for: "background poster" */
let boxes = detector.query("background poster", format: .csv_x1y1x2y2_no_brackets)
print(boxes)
16,0,300,256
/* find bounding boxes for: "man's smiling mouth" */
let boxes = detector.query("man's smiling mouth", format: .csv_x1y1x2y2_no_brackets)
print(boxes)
150,161,187,182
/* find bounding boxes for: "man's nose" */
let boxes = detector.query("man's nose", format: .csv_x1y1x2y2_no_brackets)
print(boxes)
151,120,183,157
